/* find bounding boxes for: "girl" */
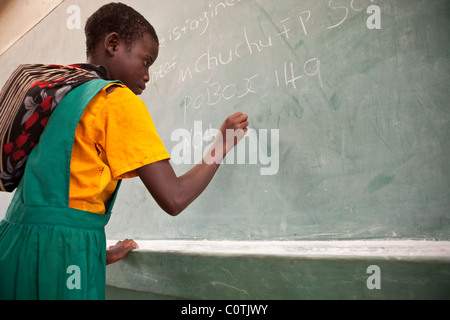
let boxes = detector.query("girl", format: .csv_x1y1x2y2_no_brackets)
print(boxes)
0,3,248,300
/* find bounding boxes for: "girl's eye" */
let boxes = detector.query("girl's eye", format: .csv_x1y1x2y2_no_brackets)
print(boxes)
144,60,151,67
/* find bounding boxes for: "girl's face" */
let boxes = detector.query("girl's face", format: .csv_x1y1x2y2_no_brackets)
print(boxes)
108,33,158,95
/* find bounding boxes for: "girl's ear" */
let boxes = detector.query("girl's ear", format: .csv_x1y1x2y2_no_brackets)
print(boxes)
104,32,121,57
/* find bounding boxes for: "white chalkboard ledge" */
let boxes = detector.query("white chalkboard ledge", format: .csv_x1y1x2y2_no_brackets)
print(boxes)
105,240,450,300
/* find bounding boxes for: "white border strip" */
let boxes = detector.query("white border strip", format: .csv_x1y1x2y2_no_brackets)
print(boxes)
107,240,450,260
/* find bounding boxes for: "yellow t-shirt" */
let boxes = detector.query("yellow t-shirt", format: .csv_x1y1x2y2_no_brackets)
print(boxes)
69,83,170,214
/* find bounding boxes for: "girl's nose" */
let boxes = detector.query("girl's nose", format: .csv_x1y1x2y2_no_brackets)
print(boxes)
143,70,150,83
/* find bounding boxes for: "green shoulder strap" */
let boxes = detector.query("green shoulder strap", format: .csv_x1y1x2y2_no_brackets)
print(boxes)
20,79,122,212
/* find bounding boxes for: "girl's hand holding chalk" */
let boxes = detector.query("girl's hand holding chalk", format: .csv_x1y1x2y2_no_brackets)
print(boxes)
218,112,249,158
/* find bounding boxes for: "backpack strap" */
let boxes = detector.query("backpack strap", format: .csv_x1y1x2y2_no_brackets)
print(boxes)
19,79,122,210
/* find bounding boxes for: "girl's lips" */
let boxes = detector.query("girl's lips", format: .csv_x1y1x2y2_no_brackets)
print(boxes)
136,86,144,95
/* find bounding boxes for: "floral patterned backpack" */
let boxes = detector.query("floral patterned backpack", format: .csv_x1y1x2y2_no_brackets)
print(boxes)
0,64,107,192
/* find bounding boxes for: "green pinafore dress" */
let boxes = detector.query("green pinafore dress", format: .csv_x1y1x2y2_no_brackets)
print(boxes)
0,79,121,300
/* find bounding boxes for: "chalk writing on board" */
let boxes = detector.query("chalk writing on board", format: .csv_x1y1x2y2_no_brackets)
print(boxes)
149,0,384,126
159,0,248,47
182,74,260,122
150,55,178,83
177,27,273,84
152,0,381,84
327,0,381,29
274,59,323,90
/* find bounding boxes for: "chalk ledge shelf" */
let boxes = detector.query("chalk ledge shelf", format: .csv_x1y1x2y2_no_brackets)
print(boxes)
105,240,450,300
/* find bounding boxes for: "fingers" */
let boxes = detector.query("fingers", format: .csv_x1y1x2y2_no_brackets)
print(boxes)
132,240,139,249
123,239,139,249
109,239,139,250
237,114,249,130
228,112,249,130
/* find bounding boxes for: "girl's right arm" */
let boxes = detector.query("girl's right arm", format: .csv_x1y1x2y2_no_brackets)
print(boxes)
136,112,249,216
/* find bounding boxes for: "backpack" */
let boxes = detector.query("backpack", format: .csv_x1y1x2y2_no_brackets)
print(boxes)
0,64,107,192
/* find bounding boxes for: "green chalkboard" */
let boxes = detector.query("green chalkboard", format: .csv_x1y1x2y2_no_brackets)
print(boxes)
109,0,450,240
0,0,449,241
108,0,450,240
